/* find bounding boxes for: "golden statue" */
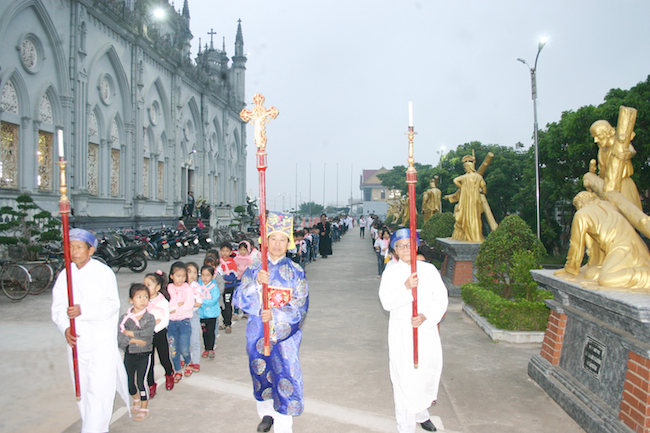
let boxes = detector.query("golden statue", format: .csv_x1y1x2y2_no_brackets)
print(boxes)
555,192,650,292
444,151,498,242
387,197,402,222
556,106,650,293
589,111,642,210
422,175,442,222
400,193,410,226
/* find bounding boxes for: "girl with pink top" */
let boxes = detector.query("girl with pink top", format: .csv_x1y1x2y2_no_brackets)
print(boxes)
144,270,175,394
167,261,194,383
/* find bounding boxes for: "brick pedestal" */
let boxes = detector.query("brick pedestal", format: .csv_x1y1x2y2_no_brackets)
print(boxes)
529,270,650,433
437,238,480,297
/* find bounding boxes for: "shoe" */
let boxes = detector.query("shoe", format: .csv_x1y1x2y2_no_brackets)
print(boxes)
242,314,249,319
165,374,175,390
173,372,182,383
191,363,200,372
232,314,239,321
208,350,215,359
256,416,273,432
148,383,157,399
420,420,437,431
201,350,209,358
225,326,232,334
134,408,149,421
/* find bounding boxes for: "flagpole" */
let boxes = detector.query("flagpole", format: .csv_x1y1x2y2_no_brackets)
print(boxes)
57,128,81,399
240,94,279,356
405,101,419,369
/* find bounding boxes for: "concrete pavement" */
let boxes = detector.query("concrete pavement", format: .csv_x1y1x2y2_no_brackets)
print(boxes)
0,227,584,433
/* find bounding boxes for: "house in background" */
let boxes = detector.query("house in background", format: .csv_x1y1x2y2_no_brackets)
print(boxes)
360,167,401,219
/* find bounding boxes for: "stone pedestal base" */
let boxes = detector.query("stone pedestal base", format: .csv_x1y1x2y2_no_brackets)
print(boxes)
529,270,650,433
437,238,480,297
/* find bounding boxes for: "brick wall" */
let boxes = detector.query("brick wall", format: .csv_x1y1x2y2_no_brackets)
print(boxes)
540,310,567,365
451,260,474,285
620,351,650,433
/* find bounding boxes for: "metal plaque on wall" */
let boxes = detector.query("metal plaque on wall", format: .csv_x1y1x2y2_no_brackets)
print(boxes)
583,336,606,378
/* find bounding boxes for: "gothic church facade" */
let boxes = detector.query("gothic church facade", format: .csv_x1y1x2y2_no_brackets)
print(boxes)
0,0,247,228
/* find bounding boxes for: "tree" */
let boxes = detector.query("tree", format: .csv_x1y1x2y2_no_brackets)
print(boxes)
533,74,650,253
378,142,531,231
298,201,324,216
0,193,61,260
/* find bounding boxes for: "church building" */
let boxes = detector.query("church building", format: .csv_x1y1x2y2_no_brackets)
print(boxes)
0,0,248,228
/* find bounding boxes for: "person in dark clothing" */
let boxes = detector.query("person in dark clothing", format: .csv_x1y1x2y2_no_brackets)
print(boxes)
316,214,332,258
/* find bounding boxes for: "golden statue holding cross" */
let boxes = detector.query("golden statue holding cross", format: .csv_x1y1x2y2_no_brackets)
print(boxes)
240,93,279,150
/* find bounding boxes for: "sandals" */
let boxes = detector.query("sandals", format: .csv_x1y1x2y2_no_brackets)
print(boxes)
218,325,226,330
134,408,149,421
173,372,182,383
190,363,200,372
184,367,193,377
208,350,215,359
201,350,209,358
225,326,232,334
131,400,141,415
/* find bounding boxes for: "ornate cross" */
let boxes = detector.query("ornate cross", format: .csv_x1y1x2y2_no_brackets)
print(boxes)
207,28,216,48
240,93,279,150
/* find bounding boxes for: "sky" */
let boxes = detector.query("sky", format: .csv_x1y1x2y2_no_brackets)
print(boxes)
183,0,650,211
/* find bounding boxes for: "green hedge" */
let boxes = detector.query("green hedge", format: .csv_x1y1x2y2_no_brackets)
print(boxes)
461,283,552,332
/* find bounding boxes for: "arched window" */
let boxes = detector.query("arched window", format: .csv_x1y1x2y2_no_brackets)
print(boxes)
1,81,20,189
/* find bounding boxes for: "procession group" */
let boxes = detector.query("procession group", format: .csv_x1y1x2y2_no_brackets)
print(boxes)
51,211,448,433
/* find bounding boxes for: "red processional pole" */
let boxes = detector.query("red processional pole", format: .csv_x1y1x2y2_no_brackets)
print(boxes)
240,94,279,357
406,101,419,369
57,129,81,400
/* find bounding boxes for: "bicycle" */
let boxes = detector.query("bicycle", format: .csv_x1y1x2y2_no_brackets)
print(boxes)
0,260,32,300
28,244,65,295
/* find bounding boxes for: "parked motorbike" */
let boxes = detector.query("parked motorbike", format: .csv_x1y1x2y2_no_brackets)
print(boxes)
94,238,148,273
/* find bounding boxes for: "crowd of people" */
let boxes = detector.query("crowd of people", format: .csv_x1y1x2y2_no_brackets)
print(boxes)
51,211,447,433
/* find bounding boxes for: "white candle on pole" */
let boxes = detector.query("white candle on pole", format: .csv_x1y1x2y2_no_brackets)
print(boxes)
57,129,64,159
408,100,413,127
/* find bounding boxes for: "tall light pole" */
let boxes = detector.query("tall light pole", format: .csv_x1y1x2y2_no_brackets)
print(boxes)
518,36,547,239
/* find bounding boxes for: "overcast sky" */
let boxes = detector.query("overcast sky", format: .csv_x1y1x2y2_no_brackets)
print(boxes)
185,0,650,211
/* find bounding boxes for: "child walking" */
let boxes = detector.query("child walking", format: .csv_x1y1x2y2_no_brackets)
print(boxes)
144,270,175,394
198,264,221,359
217,243,238,334
118,283,155,421
186,262,203,373
167,262,194,382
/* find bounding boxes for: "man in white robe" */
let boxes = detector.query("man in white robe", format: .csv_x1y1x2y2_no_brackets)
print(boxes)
379,228,448,433
51,229,128,433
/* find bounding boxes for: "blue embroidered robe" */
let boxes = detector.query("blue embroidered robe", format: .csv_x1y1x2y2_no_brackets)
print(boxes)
233,256,309,416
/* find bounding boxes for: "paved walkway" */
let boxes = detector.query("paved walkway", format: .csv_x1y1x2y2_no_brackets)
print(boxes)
0,227,584,433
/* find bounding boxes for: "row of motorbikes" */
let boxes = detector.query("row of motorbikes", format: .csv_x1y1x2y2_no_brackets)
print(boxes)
93,227,214,272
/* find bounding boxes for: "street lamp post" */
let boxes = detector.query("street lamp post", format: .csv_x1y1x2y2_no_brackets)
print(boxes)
518,36,547,240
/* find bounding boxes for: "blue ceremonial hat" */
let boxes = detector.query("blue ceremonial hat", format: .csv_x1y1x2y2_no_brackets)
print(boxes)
390,228,420,250
69,228,98,249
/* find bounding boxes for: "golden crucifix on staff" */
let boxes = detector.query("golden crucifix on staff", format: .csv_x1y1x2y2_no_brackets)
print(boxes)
240,93,279,356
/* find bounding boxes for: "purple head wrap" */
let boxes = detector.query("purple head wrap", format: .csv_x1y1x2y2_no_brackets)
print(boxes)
69,228,98,249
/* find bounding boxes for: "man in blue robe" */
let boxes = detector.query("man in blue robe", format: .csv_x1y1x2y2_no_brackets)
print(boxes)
234,212,309,433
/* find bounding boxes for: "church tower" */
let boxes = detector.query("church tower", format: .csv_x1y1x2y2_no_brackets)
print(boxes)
231,19,247,103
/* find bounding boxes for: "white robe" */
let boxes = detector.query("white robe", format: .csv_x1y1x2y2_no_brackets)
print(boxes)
52,258,129,433
379,260,448,415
